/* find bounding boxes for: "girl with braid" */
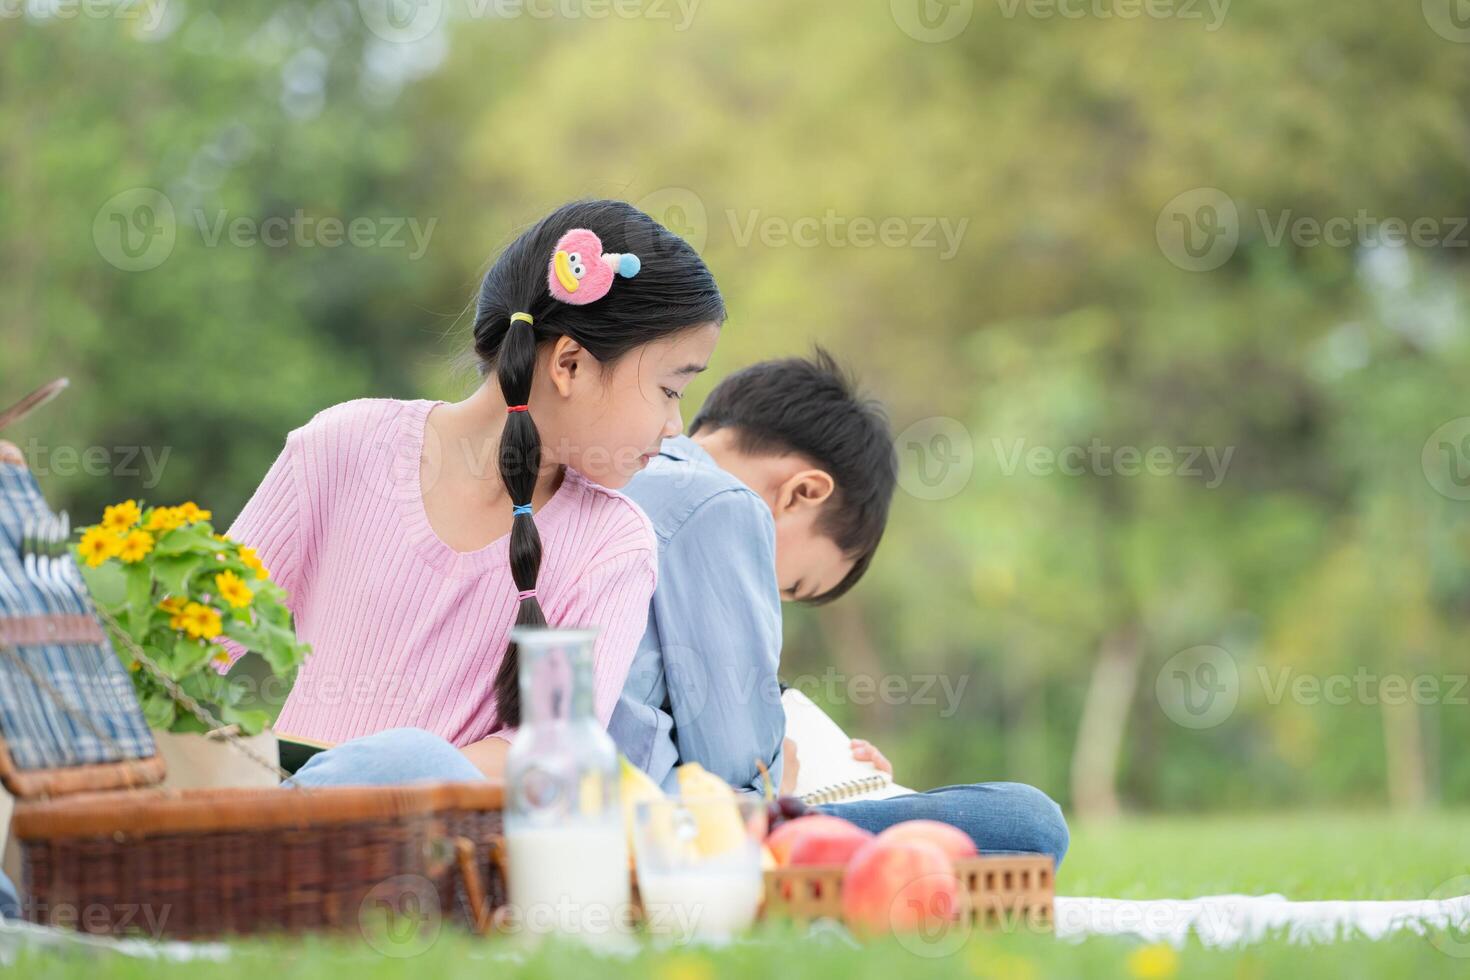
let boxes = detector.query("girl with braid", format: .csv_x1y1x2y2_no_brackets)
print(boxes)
217,200,726,781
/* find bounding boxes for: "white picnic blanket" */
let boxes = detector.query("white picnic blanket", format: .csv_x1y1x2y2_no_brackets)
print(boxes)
0,916,229,964
5,893,1469,960
1055,893,1470,949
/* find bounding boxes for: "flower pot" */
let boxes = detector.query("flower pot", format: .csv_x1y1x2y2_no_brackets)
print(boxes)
153,728,281,790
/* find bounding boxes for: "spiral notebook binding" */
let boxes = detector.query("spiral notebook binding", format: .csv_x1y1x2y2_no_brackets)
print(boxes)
799,773,890,805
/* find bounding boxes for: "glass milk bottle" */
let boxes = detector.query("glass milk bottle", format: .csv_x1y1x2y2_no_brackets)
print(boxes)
503,627,631,946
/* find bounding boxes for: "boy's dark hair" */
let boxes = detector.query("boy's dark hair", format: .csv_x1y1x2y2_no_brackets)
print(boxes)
690,348,895,603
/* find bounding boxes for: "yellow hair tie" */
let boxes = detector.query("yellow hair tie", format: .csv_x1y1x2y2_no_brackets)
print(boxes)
510,312,534,326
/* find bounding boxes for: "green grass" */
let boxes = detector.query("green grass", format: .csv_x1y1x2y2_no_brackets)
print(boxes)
13,812,1470,979
1064,810,1470,900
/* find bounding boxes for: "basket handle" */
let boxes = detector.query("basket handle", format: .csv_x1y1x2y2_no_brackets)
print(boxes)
454,835,508,936
0,378,69,432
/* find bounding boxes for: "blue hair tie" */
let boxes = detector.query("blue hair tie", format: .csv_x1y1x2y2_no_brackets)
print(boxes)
512,503,533,517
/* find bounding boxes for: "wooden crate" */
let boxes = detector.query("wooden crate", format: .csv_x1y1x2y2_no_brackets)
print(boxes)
762,854,1053,930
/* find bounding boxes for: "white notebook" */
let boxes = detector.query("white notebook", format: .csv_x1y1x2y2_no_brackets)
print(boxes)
782,687,916,804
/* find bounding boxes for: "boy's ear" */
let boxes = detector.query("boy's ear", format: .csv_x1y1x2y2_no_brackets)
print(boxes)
545,336,586,397
775,468,835,516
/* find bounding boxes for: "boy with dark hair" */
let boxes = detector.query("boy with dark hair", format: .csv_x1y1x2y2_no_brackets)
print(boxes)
611,350,1068,866
689,349,893,604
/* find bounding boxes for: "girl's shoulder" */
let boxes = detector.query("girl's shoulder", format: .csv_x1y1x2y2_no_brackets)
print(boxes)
548,468,658,568
295,397,428,437
289,397,434,461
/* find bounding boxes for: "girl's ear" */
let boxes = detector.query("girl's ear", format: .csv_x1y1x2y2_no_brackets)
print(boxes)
545,335,586,398
775,468,835,516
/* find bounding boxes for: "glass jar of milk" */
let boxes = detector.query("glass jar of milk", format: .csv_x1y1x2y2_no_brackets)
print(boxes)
503,626,632,947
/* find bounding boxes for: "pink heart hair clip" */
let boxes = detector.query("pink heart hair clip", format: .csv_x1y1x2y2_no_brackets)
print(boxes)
547,228,641,305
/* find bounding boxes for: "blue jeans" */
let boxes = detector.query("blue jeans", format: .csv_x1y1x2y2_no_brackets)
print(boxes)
287,726,486,786
291,728,1069,868
0,870,18,919
815,782,1069,868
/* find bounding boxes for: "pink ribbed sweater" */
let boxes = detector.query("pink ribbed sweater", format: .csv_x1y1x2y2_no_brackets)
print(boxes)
218,398,657,747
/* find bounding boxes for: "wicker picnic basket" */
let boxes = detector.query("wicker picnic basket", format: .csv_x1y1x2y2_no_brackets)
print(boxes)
762,853,1054,929
0,446,507,939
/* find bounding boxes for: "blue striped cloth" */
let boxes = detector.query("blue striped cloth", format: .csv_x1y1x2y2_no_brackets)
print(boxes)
0,463,157,771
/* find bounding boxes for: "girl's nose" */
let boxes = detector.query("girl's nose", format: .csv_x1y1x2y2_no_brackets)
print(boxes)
662,404,685,439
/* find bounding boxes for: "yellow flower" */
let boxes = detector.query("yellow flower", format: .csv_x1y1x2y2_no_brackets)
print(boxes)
128,659,141,672
655,955,713,980
101,500,141,532
968,950,1038,980
215,570,254,609
212,533,230,543
158,596,187,628
179,602,223,641
79,527,123,567
146,506,186,531
238,545,270,580
178,501,212,523
117,529,154,563
211,649,231,667
1127,943,1180,980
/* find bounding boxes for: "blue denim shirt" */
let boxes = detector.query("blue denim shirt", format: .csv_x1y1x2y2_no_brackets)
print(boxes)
609,436,785,796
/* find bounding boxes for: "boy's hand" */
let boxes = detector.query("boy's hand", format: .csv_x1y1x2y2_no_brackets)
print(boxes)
0,441,24,467
849,738,892,776
778,737,800,796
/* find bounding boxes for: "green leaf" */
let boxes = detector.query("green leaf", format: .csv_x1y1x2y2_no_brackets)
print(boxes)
153,524,221,558
124,607,150,643
256,644,296,676
170,713,211,735
172,638,215,676
79,560,127,612
214,673,243,707
140,638,176,676
223,618,267,652
220,705,270,736
152,554,202,597
258,591,294,626
179,667,226,702
112,644,136,673
141,693,176,730
125,561,154,614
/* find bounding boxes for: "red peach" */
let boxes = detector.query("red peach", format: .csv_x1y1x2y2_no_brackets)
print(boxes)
787,826,875,868
841,838,960,938
876,819,979,862
766,814,869,867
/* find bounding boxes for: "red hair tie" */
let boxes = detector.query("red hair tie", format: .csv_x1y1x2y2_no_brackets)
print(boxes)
507,405,529,413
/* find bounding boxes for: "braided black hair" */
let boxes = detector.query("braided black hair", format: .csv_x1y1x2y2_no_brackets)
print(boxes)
471,199,725,727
